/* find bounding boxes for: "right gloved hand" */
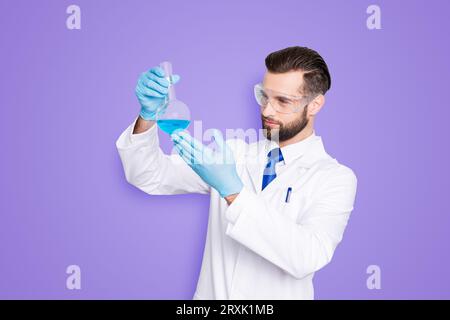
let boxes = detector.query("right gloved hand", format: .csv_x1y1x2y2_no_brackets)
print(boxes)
135,66,180,121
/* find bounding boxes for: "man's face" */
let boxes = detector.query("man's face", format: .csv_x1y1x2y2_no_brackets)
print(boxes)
260,70,309,142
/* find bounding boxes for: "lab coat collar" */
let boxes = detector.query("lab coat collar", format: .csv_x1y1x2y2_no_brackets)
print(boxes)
264,130,325,168
264,130,318,166
244,130,331,193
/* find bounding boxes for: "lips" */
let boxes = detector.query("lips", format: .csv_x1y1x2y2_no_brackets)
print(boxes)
264,119,279,126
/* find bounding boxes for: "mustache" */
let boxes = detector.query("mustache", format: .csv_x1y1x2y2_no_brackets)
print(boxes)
262,116,281,125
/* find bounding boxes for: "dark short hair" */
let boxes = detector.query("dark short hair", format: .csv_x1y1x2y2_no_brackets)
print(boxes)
265,46,331,96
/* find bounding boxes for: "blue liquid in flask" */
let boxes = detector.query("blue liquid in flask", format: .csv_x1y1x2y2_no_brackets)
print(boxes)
157,119,190,135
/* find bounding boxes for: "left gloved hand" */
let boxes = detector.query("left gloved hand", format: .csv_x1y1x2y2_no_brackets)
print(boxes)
171,129,244,198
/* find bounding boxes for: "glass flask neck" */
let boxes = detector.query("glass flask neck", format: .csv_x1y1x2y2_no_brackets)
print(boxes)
160,61,177,101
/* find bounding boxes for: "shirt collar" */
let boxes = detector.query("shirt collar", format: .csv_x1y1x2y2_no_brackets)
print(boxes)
264,130,318,166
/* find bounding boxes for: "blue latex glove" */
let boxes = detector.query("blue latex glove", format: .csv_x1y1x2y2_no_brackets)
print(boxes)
135,66,180,120
171,129,244,198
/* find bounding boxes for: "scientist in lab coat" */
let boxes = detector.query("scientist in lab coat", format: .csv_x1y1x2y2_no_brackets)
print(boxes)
116,46,357,300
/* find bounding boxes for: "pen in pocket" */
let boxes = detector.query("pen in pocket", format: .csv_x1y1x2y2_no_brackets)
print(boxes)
285,187,292,203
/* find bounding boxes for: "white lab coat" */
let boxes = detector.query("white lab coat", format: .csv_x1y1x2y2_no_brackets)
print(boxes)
116,118,357,300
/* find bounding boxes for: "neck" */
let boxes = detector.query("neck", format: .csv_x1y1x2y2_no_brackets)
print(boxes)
279,123,314,148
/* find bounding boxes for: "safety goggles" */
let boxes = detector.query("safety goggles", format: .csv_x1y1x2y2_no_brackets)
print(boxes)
254,83,310,114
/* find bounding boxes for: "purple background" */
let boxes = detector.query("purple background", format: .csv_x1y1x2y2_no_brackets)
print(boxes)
1,0,449,299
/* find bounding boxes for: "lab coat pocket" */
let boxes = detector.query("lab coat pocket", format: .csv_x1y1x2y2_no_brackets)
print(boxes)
281,188,309,223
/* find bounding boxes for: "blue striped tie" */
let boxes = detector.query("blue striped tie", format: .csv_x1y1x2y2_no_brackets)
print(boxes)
262,148,284,190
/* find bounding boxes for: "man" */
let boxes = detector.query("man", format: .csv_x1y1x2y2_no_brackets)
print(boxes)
116,46,357,299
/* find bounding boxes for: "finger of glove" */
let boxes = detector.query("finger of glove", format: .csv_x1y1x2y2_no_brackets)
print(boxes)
147,66,181,88
212,129,226,150
137,73,167,96
175,131,205,153
149,66,165,77
174,142,194,166
149,66,181,84
144,71,171,88
149,66,181,85
174,138,203,164
212,129,235,164
140,77,168,95
136,82,166,98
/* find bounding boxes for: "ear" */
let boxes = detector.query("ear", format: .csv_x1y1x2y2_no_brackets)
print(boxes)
307,94,325,116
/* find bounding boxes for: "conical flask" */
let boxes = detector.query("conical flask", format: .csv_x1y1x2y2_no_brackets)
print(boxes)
156,61,191,135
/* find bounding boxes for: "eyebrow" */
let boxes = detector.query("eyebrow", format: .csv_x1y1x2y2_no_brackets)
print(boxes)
263,86,301,98
275,95,292,100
